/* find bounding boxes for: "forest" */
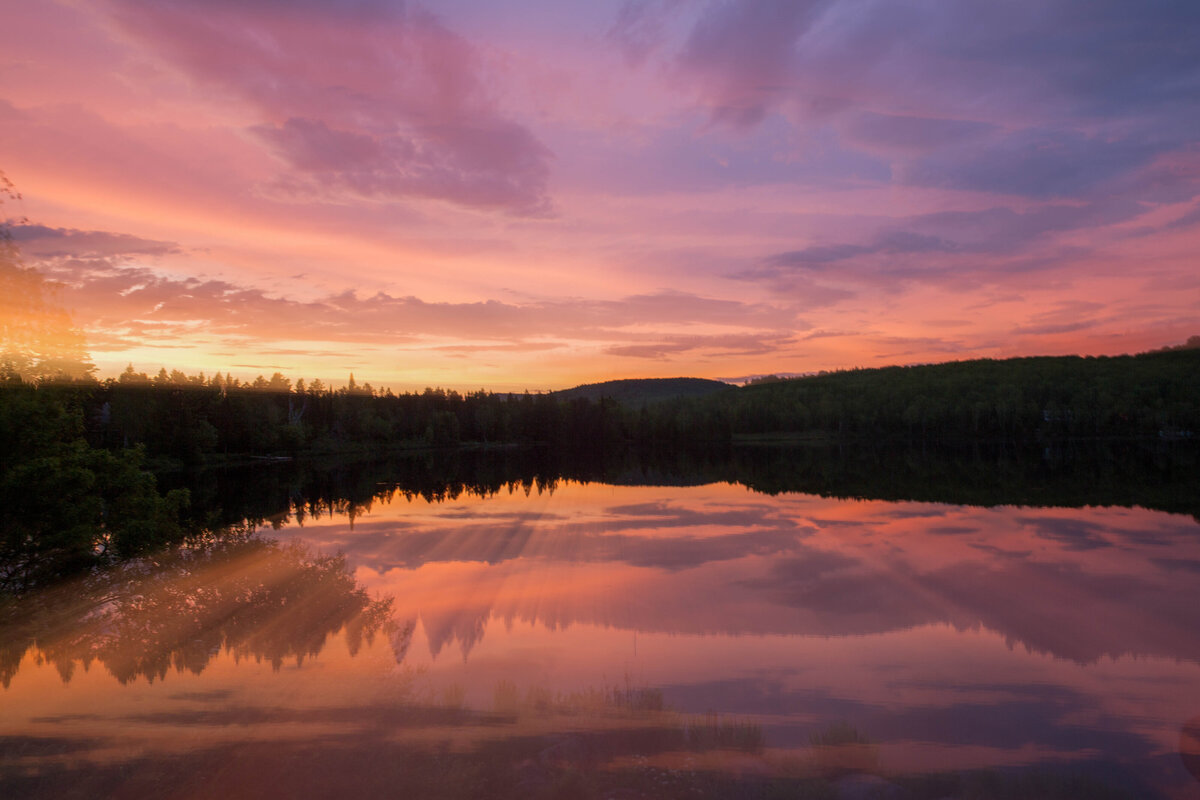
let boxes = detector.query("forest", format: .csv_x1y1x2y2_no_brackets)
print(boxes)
6,347,1199,464
2,345,1198,587
719,347,1200,441
7,347,1200,465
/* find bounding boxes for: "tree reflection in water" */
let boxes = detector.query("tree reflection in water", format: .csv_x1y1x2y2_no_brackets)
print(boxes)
3,469,1196,798
0,529,398,687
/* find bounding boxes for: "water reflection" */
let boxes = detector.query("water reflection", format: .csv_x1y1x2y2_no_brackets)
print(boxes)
164,440,1200,531
1183,716,1200,783
5,463,1200,798
0,533,395,686
277,487,1200,665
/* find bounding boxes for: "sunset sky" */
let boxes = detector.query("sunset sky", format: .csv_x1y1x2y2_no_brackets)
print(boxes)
3,0,1198,390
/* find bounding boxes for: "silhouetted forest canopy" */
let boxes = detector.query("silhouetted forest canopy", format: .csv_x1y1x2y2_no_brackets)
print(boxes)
4,348,1197,468
3,348,1198,586
719,349,1200,441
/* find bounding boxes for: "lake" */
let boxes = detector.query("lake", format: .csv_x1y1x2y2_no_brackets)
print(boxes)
3,445,1200,799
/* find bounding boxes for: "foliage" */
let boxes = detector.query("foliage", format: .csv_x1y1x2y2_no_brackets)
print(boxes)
717,351,1200,441
28,349,1199,473
0,382,191,589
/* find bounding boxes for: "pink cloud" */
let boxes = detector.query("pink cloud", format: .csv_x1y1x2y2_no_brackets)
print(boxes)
604,332,798,360
17,227,803,357
102,0,553,214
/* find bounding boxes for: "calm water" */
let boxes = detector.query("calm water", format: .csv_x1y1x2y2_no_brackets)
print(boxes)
4,451,1200,799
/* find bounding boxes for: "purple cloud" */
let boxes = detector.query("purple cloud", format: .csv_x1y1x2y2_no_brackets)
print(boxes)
104,0,554,214
666,0,1200,204
607,0,682,67
739,196,1152,294
841,112,997,154
764,231,958,271
899,128,1164,198
11,224,179,259
678,0,831,128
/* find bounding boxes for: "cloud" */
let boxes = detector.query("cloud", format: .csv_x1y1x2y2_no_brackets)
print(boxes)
10,224,179,259
763,231,958,271
1019,516,1113,551
678,0,834,128
800,330,854,340
666,0,1200,207
672,0,1200,128
25,242,802,355
899,128,1164,198
1007,300,1108,338
912,201,1147,252
604,332,797,359
432,342,565,354
756,541,1200,663
1166,203,1200,231
8,0,1200,377
102,0,554,214
740,198,1148,293
840,112,997,155
297,500,809,573
677,0,831,128
607,0,683,68
1010,320,1102,337
870,335,969,359
739,229,970,295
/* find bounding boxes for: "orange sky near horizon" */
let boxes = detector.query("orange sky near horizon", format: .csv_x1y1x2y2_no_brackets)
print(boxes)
3,0,1198,391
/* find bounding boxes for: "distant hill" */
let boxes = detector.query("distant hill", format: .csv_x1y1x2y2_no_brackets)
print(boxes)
554,377,732,406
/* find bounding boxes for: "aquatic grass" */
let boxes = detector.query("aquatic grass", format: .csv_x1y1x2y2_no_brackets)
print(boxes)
493,678,520,714
439,682,465,710
489,677,665,716
808,721,872,748
807,722,880,778
682,711,765,752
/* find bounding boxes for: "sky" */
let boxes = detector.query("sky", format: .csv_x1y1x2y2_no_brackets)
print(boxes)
2,0,1198,391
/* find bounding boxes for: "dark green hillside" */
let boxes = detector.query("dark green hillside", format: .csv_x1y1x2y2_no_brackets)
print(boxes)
554,377,732,406
714,350,1200,441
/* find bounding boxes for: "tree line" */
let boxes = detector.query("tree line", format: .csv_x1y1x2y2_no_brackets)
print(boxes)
3,348,1197,586
81,365,643,463
18,347,1197,471
713,349,1200,441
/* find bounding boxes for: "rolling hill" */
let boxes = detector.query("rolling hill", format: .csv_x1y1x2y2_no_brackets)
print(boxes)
553,377,732,406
